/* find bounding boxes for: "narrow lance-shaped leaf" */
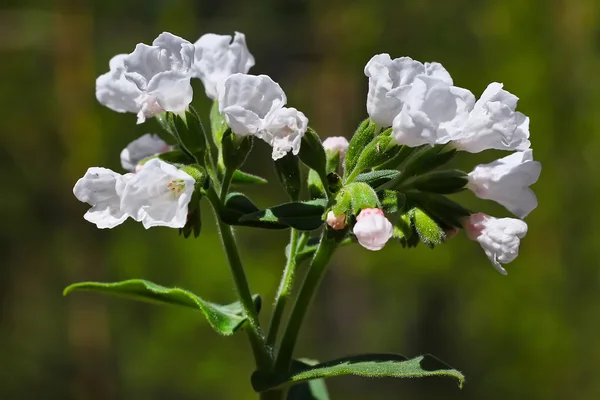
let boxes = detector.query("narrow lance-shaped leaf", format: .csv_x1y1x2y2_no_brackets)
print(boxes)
231,170,268,186
344,118,376,177
240,199,327,231
219,192,288,229
287,359,330,400
252,353,465,392
275,153,302,201
64,279,261,336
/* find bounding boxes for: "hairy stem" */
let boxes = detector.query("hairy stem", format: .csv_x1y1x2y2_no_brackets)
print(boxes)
275,231,339,370
206,187,272,371
266,228,300,348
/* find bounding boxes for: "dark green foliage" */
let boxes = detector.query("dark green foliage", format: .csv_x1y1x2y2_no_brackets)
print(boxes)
63,280,261,336
354,169,401,189
344,119,376,177
408,170,469,194
239,200,327,231
298,128,327,179
231,170,268,185
275,153,302,201
219,192,288,229
222,129,253,170
286,360,330,400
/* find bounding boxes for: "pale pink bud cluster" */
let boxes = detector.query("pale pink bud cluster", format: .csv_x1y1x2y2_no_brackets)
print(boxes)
322,136,349,160
326,211,347,230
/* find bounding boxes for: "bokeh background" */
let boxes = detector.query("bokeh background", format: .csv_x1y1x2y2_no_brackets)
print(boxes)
2,0,600,399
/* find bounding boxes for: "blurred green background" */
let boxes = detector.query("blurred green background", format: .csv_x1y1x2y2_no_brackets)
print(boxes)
2,0,600,399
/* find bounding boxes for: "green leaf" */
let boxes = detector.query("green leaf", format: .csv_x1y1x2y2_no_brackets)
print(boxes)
380,190,405,214
307,169,326,199
169,112,207,163
400,146,457,177
252,353,465,392
222,130,253,170
298,128,327,179
375,145,415,170
231,170,268,185
275,153,302,201
344,119,376,177
411,208,445,248
287,360,330,400
408,169,468,194
156,149,195,165
219,193,288,229
210,100,228,146
354,169,401,189
240,200,326,231
64,279,261,336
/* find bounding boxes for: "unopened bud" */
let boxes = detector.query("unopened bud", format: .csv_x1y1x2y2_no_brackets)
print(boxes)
326,211,346,230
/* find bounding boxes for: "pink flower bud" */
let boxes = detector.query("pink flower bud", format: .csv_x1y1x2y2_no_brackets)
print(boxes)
353,208,393,251
322,136,349,160
326,211,347,230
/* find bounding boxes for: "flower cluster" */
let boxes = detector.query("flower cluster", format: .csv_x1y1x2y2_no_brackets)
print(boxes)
78,31,540,275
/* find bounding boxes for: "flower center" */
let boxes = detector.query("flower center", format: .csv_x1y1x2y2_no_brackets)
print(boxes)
167,179,186,197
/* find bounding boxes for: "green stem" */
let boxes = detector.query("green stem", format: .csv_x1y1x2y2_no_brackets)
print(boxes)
206,188,272,371
266,228,300,348
220,168,234,202
275,232,339,370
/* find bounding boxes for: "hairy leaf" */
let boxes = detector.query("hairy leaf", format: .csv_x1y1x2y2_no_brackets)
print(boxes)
64,279,261,336
231,170,268,185
240,199,326,231
252,353,465,392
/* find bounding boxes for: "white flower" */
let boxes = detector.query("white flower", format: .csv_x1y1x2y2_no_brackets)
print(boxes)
193,32,255,100
73,168,132,229
121,159,195,229
364,54,453,127
463,213,528,275
468,150,541,218
120,134,170,172
265,107,308,160
326,211,347,230
391,75,475,147
96,32,195,124
353,208,394,251
322,136,349,160
218,73,308,160
451,83,530,153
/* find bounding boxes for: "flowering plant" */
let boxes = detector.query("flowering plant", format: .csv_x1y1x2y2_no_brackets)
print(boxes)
66,31,541,399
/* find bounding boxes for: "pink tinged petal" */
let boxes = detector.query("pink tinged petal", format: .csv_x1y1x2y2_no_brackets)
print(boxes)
326,211,347,230
219,74,287,136
120,133,169,172
463,213,528,275
468,149,541,218
353,208,394,251
264,107,308,160
73,167,128,229
120,159,194,229
322,136,349,159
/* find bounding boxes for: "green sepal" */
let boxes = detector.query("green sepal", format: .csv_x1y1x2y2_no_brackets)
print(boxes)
298,128,327,180
222,129,253,170
219,193,288,229
210,101,228,146
401,145,457,177
168,111,207,164
346,134,400,182
344,119,376,177
308,169,326,199
231,170,268,186
251,353,465,392
63,279,261,336
286,359,330,400
354,169,401,189
275,153,302,201
343,182,380,215
404,169,468,194
394,213,418,248
325,151,340,174
405,191,471,229
239,199,327,231
380,190,405,214
375,145,415,170
179,188,202,238
411,208,445,248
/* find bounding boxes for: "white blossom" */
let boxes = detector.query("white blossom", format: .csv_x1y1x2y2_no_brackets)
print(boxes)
73,168,132,229
96,32,195,124
391,75,475,147
322,136,349,160
364,54,453,127
121,159,195,229
326,211,347,230
120,134,170,172
219,73,308,160
468,150,541,218
463,213,528,275
193,32,255,100
451,83,530,153
353,208,394,251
